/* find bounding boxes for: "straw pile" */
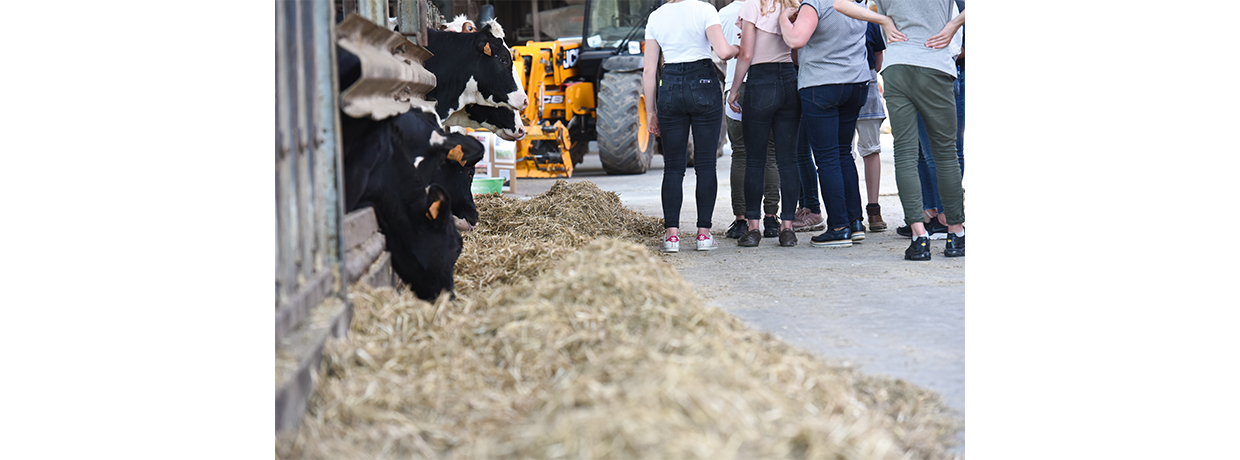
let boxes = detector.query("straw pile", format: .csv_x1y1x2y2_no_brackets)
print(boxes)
276,235,960,459
452,180,664,296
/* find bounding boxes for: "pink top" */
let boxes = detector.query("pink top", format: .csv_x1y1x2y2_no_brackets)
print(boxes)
738,0,792,64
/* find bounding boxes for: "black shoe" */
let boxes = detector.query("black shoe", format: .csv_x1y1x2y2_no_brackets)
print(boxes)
810,226,853,248
725,219,747,239
763,216,780,238
778,228,797,247
896,223,914,238
926,218,950,240
738,229,762,247
944,232,965,257
905,236,931,261
849,219,866,242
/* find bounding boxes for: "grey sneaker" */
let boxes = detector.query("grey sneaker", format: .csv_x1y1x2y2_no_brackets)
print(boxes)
792,208,825,232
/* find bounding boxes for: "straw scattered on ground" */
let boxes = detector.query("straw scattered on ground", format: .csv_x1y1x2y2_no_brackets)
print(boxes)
453,180,664,296
276,181,961,459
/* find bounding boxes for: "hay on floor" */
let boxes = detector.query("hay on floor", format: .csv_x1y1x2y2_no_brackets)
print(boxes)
453,180,664,296
277,237,960,459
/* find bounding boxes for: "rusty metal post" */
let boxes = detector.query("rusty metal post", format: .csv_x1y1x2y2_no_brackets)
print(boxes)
397,0,421,44
357,0,389,26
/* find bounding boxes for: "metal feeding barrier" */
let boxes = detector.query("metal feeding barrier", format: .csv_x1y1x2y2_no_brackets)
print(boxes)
275,0,434,434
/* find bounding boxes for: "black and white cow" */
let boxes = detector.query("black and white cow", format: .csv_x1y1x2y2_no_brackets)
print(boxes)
444,103,525,141
424,21,528,124
337,45,486,300
401,109,487,231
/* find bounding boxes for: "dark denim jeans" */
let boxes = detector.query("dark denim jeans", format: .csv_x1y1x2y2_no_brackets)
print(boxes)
915,66,965,213
796,114,821,214
799,82,868,230
657,59,724,229
741,63,800,222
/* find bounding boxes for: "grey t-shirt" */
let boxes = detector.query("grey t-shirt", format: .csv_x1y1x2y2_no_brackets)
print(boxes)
796,0,870,89
874,0,959,77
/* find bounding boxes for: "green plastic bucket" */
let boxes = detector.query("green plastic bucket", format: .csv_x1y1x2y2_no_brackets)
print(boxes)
471,177,504,195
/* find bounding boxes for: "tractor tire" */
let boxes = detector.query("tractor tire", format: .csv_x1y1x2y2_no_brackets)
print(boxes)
569,135,589,166
597,71,653,175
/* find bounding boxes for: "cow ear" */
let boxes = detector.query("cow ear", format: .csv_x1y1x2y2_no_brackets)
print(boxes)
424,184,453,224
475,34,493,56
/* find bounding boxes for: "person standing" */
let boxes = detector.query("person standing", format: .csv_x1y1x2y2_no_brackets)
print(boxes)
645,0,740,253
778,0,871,248
856,3,889,232
728,0,803,247
719,0,783,241
834,0,965,260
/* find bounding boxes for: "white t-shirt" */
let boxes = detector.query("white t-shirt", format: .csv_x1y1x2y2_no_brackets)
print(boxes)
645,0,722,64
718,0,743,86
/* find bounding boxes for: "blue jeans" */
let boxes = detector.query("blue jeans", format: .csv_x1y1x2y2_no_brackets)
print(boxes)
741,63,800,222
657,59,724,229
915,66,965,214
796,115,820,214
800,82,868,231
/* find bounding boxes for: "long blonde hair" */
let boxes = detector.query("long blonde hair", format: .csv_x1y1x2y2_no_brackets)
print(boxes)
760,0,801,17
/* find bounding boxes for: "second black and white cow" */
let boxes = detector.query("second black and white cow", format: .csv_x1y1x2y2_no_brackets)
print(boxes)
424,21,528,124
444,103,525,141
337,45,486,300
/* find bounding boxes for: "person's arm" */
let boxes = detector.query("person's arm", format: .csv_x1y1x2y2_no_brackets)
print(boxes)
925,10,964,49
874,49,883,72
706,23,739,60
778,4,817,49
643,39,661,136
727,19,757,114
832,0,905,43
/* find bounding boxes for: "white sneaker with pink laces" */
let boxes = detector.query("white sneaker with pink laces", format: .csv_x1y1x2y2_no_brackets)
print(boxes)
661,235,680,253
696,233,718,251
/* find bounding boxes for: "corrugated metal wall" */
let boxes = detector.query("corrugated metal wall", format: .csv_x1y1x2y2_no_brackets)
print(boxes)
275,0,346,342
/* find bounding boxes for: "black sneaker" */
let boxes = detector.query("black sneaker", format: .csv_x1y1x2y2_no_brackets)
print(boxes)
810,226,853,248
896,222,914,238
944,232,965,257
926,218,950,240
725,219,747,239
849,219,866,242
763,216,780,238
905,236,931,261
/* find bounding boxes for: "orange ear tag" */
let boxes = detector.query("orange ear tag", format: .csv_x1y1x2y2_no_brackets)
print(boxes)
447,145,466,166
483,42,492,56
426,200,441,220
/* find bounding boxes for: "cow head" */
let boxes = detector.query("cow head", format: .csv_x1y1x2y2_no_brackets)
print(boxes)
444,104,526,141
425,129,486,232
389,184,462,300
425,21,529,119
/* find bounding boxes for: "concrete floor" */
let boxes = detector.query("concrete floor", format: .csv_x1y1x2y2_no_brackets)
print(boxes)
513,134,966,454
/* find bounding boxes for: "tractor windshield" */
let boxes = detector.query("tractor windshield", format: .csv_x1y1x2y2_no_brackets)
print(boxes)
584,0,663,50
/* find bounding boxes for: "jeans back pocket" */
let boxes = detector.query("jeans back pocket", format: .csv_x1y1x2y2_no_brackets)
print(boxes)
689,78,721,110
